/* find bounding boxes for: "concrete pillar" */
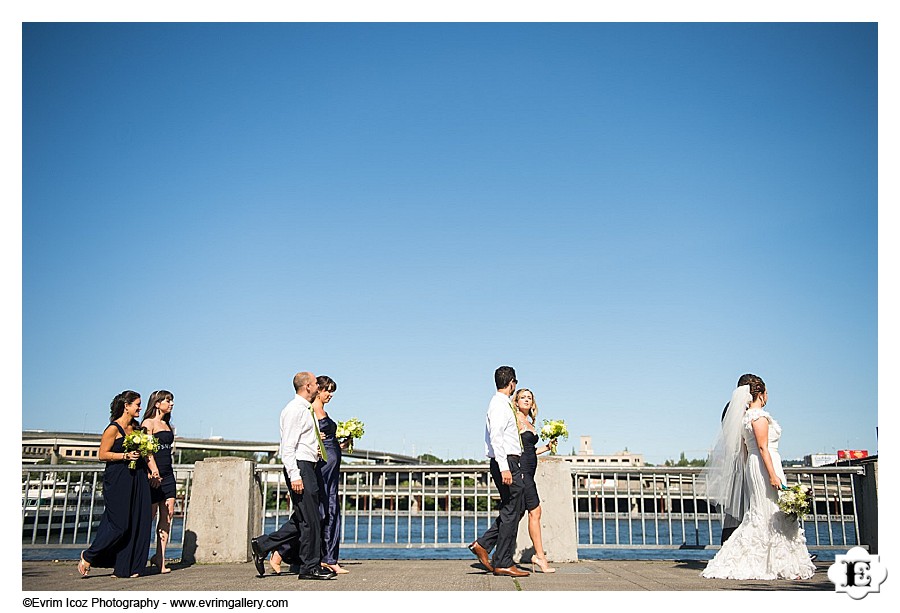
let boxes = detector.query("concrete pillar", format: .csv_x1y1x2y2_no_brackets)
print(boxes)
853,460,878,553
514,457,578,563
182,457,261,564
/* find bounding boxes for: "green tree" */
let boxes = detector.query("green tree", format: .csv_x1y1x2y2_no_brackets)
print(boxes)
175,449,260,464
664,452,707,467
416,453,444,464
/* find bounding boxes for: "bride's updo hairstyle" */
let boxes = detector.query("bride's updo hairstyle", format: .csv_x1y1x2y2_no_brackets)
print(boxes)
749,377,766,403
110,390,141,425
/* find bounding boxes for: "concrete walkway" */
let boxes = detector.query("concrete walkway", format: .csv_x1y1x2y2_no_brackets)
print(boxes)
23,559,835,592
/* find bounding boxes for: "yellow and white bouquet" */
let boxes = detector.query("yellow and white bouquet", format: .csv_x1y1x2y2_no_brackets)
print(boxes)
777,483,811,519
539,419,569,455
336,417,365,453
122,431,160,470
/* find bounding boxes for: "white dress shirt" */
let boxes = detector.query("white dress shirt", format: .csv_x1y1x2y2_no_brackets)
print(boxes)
484,391,522,473
279,394,319,482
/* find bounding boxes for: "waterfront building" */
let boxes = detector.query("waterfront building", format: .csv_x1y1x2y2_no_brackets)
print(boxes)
22,431,100,464
554,436,645,467
805,453,839,467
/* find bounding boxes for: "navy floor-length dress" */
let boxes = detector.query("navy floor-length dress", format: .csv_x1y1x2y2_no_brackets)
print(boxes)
83,423,152,577
316,414,343,565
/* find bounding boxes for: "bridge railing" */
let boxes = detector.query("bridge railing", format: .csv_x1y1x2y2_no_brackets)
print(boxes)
22,465,195,549
22,462,869,552
255,463,867,550
570,466,862,549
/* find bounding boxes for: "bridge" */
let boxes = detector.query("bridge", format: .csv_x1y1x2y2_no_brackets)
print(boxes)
21,430,422,465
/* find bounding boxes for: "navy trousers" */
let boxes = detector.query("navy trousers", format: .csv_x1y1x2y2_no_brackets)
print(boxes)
475,456,526,569
256,460,323,574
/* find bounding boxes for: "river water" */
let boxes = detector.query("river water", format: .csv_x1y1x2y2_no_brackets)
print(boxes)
22,516,852,562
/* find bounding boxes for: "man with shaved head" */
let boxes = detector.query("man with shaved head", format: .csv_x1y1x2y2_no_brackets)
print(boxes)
250,372,335,580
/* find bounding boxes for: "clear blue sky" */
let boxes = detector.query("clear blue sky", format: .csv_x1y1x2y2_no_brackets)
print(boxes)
21,23,877,464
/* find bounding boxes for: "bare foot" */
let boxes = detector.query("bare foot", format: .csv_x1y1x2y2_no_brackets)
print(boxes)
269,551,283,575
149,555,171,574
77,552,90,577
326,563,349,574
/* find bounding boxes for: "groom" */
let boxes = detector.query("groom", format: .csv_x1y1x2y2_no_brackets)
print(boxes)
250,372,335,580
468,366,529,577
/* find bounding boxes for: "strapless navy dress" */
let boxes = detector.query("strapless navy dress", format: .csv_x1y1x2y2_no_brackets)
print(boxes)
150,429,176,503
83,422,152,577
519,430,541,511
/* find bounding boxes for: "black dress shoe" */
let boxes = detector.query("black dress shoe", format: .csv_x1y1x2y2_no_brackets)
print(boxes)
249,538,266,577
298,567,337,580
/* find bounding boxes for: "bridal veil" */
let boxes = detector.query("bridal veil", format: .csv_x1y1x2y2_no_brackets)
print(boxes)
702,385,752,519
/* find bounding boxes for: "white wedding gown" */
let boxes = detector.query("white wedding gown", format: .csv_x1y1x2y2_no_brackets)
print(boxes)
702,408,816,580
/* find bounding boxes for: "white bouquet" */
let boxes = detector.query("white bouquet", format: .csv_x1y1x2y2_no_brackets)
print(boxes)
777,483,811,519
122,431,159,470
539,419,569,455
336,417,365,453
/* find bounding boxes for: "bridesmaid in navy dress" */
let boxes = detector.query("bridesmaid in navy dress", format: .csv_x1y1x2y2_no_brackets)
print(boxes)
513,388,557,573
78,391,157,578
141,390,177,574
311,376,352,574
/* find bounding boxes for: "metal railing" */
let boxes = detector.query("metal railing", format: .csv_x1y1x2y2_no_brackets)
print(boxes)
256,463,866,550
256,464,497,548
571,466,862,549
22,465,195,549
23,462,867,552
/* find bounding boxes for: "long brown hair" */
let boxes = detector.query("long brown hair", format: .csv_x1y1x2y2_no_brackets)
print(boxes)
142,390,174,430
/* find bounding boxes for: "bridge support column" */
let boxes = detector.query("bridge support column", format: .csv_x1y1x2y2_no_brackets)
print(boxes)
514,457,579,563
182,457,261,564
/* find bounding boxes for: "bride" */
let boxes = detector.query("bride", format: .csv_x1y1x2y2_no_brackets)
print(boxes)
701,376,816,580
